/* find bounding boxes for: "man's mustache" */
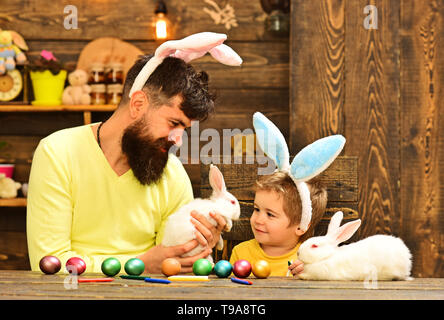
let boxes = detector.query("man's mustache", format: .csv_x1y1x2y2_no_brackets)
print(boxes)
154,138,176,153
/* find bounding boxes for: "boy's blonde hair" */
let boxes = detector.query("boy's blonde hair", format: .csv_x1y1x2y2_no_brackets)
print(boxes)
254,172,328,242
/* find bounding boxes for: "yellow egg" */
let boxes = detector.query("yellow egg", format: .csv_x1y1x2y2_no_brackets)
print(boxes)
252,260,271,279
161,258,181,276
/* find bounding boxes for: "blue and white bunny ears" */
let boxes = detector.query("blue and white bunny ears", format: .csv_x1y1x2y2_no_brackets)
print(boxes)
252,112,346,232
129,32,243,98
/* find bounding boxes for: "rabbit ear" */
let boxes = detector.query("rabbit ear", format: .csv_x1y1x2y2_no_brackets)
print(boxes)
129,32,241,98
331,219,361,245
327,211,344,236
209,44,243,66
290,135,346,182
296,181,312,232
209,164,226,195
253,112,290,171
171,49,207,63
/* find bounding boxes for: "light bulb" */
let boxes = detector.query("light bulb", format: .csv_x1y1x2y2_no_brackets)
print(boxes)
155,13,168,39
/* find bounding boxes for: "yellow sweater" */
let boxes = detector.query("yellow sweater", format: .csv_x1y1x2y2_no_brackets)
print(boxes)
26,124,193,273
229,239,301,277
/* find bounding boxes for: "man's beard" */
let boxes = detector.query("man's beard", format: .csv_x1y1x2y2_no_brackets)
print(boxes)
121,117,175,185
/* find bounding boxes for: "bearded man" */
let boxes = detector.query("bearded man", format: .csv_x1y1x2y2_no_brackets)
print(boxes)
26,33,242,274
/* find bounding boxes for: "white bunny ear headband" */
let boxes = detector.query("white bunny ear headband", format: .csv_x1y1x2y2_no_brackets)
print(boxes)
252,112,346,232
129,32,243,98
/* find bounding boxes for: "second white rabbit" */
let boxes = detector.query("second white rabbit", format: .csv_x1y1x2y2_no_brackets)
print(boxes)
297,211,412,281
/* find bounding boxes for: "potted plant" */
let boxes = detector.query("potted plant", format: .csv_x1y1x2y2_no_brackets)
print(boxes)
28,50,67,106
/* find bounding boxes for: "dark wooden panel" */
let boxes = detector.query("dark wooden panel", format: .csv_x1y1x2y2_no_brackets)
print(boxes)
0,135,42,182
0,112,84,136
202,88,289,136
200,156,358,202
2,0,274,41
0,208,29,270
400,0,444,277
289,0,345,153
22,40,288,90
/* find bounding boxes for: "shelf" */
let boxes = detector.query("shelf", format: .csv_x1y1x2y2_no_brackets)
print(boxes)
0,198,27,207
0,104,117,112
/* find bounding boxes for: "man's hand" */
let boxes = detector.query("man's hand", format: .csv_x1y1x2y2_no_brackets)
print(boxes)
288,259,304,277
137,239,212,274
190,210,227,250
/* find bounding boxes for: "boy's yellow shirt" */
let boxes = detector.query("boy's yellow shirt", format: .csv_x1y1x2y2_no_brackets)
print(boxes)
26,123,193,273
229,239,301,277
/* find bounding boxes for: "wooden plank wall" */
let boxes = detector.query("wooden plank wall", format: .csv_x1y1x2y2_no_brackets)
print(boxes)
1,1,442,278
290,0,443,277
0,1,289,269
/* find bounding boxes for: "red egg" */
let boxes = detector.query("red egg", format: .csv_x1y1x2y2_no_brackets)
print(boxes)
233,259,252,278
39,256,61,274
66,257,86,275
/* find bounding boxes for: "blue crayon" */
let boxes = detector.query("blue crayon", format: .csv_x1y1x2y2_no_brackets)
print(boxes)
231,277,253,285
144,278,171,284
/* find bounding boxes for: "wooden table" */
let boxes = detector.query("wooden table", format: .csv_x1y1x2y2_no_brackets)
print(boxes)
0,271,443,300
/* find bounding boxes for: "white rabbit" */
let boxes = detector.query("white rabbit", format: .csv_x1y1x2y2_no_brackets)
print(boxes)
161,164,241,263
297,211,412,281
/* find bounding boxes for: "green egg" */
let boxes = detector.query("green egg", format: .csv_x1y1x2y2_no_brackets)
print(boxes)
124,258,145,276
192,258,213,276
101,257,121,277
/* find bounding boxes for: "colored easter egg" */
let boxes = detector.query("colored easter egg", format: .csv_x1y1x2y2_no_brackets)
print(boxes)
124,258,145,276
233,259,252,278
161,258,181,276
252,260,271,279
101,257,122,277
214,260,233,278
39,256,61,274
192,258,213,276
66,257,86,275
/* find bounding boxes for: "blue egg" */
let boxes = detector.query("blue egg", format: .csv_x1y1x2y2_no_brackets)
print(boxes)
214,260,233,278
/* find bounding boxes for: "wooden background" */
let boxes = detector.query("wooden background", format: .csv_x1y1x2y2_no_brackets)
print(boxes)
0,0,442,277
290,0,443,278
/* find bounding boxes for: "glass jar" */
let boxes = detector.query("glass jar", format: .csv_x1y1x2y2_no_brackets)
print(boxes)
89,63,105,84
107,83,123,105
90,84,107,105
106,63,124,84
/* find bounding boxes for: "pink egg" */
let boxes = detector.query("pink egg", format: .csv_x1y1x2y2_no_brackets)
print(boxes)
66,257,86,275
233,259,252,278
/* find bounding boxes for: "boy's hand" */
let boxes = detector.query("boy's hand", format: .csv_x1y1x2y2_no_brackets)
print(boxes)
288,260,304,277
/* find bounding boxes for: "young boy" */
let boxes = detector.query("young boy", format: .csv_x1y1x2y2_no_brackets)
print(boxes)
229,172,327,277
